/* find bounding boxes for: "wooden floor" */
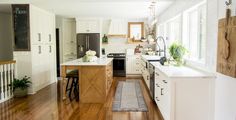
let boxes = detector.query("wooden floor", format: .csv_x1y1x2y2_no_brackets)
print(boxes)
0,77,163,120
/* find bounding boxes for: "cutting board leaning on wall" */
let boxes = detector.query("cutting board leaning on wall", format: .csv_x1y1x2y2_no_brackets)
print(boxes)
217,8,236,78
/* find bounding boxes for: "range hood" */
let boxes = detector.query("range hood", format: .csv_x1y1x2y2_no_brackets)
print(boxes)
107,19,127,38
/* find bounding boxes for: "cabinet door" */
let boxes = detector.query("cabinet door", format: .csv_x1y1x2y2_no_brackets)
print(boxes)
126,56,133,74
76,20,100,33
88,20,99,33
77,21,89,33
31,45,45,91
31,8,43,45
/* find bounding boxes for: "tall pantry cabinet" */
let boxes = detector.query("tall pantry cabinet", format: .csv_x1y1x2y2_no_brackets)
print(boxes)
14,5,56,94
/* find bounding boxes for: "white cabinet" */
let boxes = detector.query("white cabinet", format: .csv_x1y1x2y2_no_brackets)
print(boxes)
126,55,142,74
30,7,55,45
140,57,150,88
62,19,77,62
152,63,215,120
15,5,56,93
76,19,100,33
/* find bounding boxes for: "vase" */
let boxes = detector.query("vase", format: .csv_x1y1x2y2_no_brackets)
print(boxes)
14,88,27,97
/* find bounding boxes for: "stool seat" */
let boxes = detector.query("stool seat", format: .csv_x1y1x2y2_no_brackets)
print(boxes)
66,70,78,77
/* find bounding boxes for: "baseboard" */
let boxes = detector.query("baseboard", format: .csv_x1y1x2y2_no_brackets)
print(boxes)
126,74,142,79
27,91,36,95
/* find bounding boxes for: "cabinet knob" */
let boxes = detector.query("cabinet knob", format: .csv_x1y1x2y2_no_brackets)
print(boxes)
49,34,51,42
156,97,160,101
38,33,41,41
155,73,159,76
163,80,168,84
161,88,164,95
156,83,160,87
38,46,41,54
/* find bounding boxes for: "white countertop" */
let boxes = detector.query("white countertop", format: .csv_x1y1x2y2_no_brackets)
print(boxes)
150,62,215,78
61,58,113,66
141,55,162,61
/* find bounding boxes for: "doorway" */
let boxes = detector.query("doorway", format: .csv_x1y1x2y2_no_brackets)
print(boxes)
56,28,60,77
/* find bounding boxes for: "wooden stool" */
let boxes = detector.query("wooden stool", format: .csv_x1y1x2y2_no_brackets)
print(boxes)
66,70,79,101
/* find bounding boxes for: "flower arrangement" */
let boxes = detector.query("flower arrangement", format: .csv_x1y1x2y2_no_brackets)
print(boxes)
83,50,97,62
86,50,96,56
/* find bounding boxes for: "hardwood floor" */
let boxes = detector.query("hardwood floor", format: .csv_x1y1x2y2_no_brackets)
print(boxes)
0,77,163,120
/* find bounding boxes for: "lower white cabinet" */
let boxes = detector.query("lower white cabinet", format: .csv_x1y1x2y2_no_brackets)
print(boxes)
153,63,215,120
126,55,142,74
31,44,56,92
140,57,150,88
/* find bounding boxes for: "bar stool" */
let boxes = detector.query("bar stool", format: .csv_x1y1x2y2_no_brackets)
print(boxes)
65,70,79,101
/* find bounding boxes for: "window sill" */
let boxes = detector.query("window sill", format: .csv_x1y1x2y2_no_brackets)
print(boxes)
184,58,206,70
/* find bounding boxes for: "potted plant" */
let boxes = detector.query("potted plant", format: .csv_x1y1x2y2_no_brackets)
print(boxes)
10,76,31,97
169,42,187,66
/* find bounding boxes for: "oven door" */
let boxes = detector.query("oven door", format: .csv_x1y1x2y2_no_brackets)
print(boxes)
113,58,126,77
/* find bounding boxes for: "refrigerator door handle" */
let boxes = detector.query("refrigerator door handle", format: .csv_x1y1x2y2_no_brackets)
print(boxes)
85,36,88,50
88,36,90,50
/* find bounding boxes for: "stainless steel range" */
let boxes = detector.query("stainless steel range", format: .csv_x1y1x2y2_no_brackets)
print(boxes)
107,53,126,77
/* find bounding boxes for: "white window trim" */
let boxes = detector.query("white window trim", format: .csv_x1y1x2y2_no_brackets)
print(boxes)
183,1,207,66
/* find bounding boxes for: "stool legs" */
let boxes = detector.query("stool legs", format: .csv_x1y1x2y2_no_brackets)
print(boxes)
65,77,79,101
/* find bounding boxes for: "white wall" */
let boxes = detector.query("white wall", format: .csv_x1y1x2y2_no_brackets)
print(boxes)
0,13,13,60
158,0,236,119
213,0,236,120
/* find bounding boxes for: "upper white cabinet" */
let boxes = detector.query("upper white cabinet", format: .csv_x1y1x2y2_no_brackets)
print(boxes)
30,7,55,45
152,62,215,120
76,19,100,33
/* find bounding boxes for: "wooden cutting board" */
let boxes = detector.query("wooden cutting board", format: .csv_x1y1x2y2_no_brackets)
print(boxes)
217,16,236,77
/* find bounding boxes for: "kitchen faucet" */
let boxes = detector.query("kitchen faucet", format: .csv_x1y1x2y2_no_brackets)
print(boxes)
156,36,166,57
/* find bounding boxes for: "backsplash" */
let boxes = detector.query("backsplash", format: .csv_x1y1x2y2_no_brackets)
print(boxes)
102,37,151,54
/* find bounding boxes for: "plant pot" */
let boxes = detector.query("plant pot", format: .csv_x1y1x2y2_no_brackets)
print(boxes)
14,88,28,97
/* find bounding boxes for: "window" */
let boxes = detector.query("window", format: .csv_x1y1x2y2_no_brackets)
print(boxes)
157,15,182,47
183,2,206,63
157,1,206,64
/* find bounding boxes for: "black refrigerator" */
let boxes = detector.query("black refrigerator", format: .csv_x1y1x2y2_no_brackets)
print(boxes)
77,33,100,58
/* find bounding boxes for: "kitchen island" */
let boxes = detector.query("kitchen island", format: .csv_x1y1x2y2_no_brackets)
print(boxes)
61,58,113,103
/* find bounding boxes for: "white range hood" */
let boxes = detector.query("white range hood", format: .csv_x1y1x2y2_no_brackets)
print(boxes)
107,19,127,37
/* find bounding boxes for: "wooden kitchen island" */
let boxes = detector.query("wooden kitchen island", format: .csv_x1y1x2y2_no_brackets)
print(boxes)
61,58,113,103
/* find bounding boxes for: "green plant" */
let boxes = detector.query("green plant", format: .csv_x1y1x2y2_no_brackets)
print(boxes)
169,42,187,66
10,76,31,91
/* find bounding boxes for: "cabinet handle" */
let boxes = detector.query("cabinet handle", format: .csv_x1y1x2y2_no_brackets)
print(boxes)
49,34,51,42
156,97,160,101
155,73,159,76
38,46,41,54
38,33,41,41
88,36,90,49
49,46,52,53
156,83,159,87
161,88,164,95
163,80,168,84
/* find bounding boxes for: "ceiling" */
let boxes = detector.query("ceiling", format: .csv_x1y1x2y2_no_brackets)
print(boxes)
0,0,174,18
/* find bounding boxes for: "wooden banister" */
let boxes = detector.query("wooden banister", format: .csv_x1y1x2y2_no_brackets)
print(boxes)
0,60,16,65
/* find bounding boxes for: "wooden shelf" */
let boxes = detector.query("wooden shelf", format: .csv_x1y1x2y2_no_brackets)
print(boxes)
107,34,127,38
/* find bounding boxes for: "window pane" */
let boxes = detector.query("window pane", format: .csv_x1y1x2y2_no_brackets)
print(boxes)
189,10,198,60
199,5,206,60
